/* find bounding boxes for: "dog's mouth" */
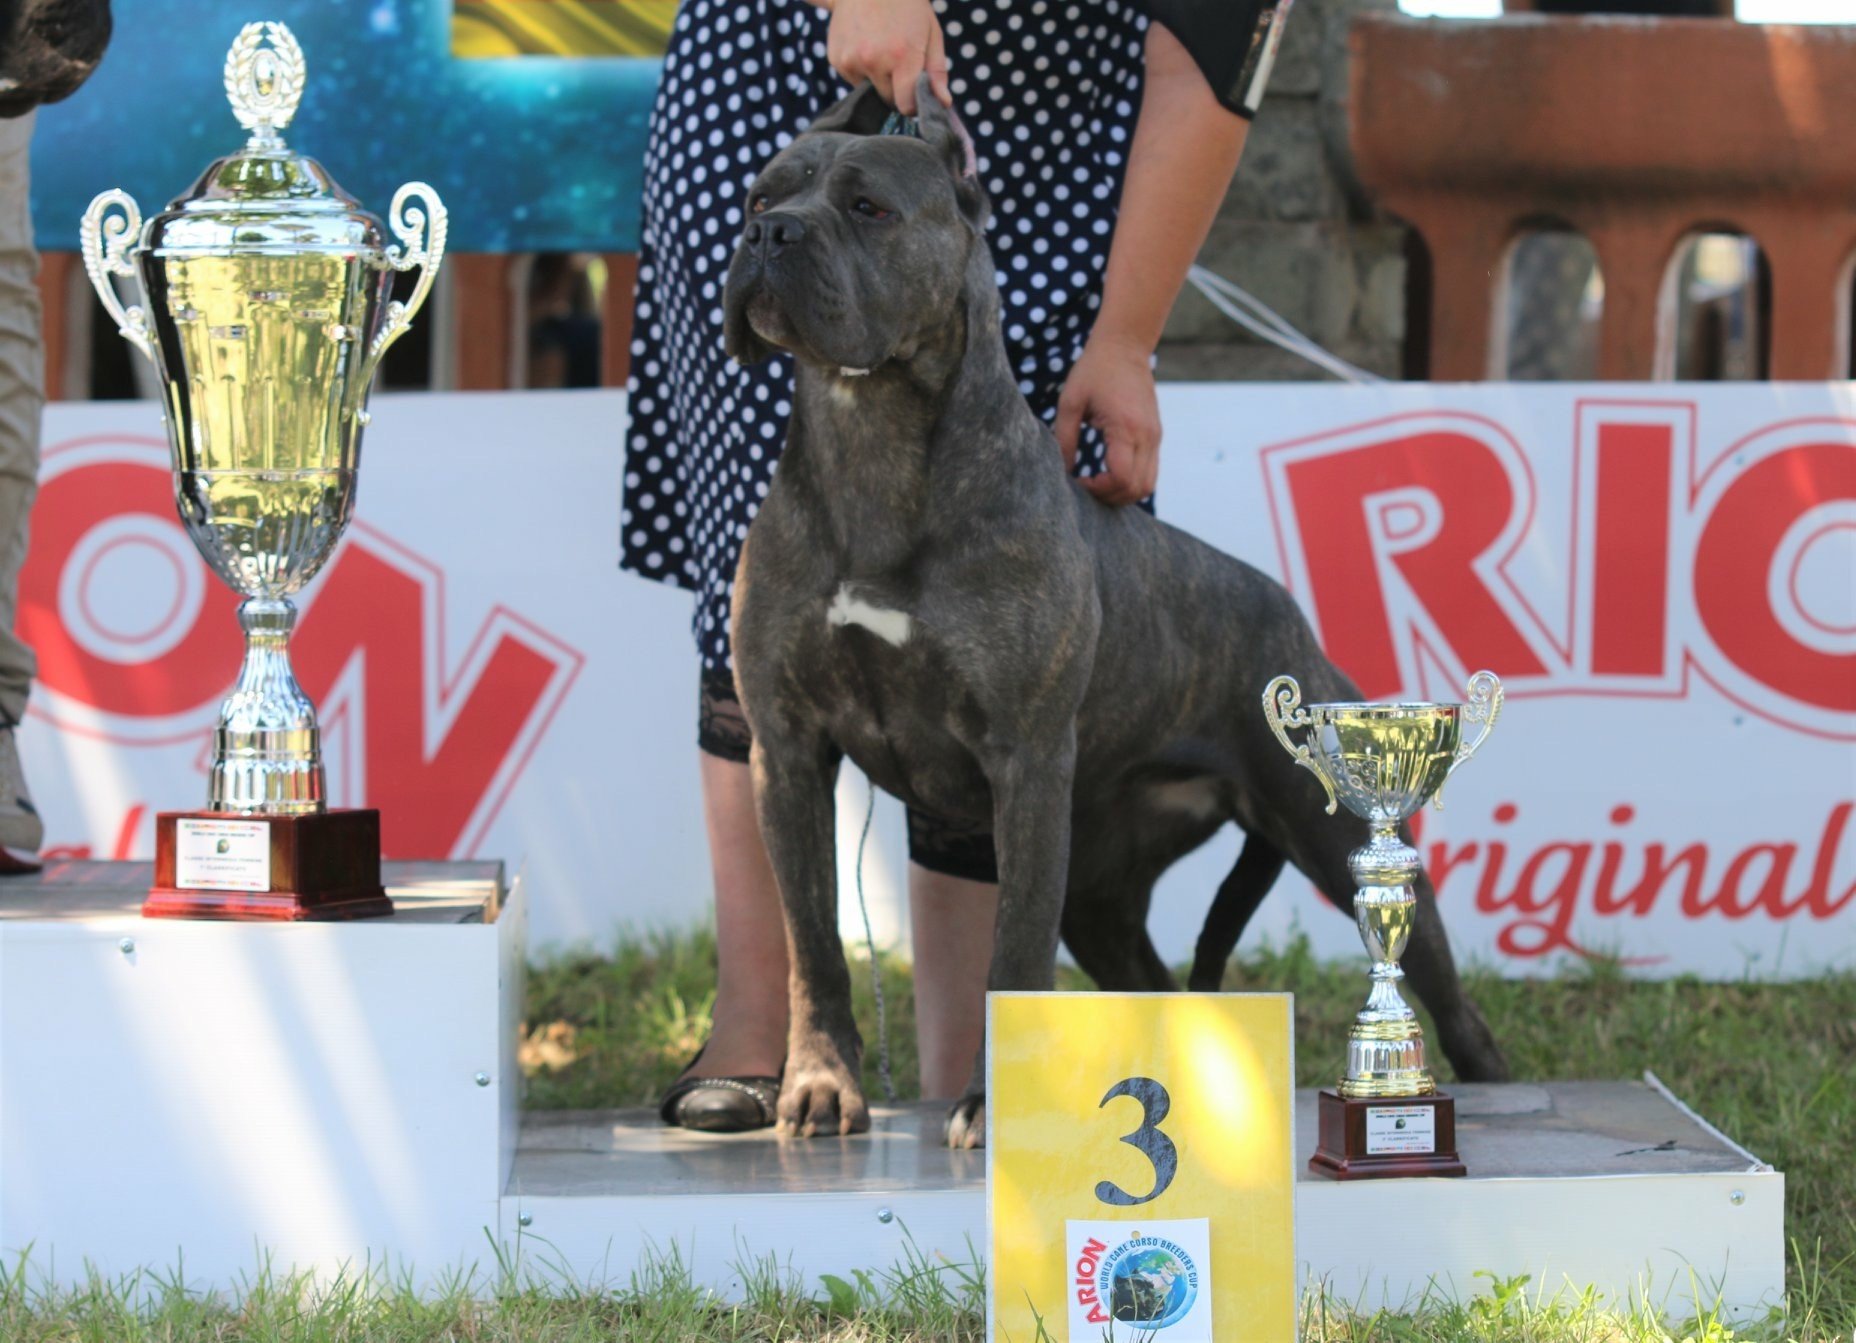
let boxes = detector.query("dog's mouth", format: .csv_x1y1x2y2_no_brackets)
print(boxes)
744,288,797,350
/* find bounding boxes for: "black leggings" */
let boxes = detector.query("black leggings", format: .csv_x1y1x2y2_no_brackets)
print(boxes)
698,669,1000,884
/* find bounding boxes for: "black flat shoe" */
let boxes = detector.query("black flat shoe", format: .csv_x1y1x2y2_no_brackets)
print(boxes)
658,1047,781,1133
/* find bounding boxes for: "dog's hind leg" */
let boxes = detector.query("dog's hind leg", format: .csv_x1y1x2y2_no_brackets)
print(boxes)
1061,825,1180,992
1277,817,1510,1084
1187,832,1286,991
1063,896,1176,992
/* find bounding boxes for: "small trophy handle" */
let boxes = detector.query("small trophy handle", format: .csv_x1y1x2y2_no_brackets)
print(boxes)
79,190,155,364
361,181,448,387
1434,669,1503,810
1263,675,1338,816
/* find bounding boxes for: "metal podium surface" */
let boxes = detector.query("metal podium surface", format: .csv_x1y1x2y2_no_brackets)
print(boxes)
515,1103,980,1199
511,1080,1762,1198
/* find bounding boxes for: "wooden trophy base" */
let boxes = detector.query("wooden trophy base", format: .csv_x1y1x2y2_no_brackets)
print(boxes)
1307,1088,1467,1180
148,809,394,921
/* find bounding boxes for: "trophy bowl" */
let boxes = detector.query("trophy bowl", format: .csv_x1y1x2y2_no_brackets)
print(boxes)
1302,701,1464,826
79,22,445,917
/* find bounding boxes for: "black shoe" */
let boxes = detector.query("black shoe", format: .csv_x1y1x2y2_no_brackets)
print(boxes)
658,1048,781,1133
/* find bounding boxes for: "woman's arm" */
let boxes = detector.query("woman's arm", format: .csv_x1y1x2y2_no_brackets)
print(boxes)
1055,22,1251,506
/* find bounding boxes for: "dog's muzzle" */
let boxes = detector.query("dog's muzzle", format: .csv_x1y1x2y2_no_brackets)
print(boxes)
744,210,806,262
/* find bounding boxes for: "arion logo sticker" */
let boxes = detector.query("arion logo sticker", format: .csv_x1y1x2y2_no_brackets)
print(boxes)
1097,1233,1200,1328
1068,1219,1213,1341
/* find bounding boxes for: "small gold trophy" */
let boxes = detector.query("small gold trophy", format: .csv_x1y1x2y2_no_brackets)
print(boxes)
1263,671,1502,1179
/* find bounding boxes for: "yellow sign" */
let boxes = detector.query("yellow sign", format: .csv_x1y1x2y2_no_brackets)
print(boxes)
452,1,678,58
988,993,1296,1343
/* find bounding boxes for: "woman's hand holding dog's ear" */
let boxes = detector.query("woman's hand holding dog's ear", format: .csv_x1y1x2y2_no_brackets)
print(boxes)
1055,338,1163,508
819,0,951,117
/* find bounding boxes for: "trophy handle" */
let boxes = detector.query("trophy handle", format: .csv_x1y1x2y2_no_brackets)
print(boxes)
1263,675,1338,816
1434,669,1503,810
79,190,155,364
361,181,448,387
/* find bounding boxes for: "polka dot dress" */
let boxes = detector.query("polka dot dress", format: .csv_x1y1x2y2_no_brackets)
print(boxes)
621,0,1149,672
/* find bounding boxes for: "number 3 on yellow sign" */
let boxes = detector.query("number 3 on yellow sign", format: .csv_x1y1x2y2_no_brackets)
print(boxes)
987,993,1297,1343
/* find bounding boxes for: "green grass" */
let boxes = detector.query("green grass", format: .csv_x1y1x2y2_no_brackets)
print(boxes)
0,1233,1835,1341
0,1236,985,1341
0,1250,1825,1343
1,933,1846,1339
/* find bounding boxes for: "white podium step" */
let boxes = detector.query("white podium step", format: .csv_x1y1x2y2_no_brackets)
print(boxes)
0,858,525,1289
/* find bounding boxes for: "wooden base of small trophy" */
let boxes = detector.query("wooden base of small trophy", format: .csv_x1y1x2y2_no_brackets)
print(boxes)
147,809,394,921
1308,1089,1467,1180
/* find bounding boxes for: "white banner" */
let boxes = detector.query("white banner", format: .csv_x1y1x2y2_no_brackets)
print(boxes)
23,385,1856,978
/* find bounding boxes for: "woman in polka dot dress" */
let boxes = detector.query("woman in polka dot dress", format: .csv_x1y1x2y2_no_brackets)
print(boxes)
625,0,1292,1131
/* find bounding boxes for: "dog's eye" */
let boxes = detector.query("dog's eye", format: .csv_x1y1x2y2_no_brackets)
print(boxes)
750,194,769,215
852,198,892,221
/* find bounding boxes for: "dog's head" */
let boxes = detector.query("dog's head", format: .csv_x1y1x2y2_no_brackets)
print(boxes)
0,0,114,119
722,75,987,373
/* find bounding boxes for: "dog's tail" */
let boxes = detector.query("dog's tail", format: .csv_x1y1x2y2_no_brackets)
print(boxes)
1188,833,1288,991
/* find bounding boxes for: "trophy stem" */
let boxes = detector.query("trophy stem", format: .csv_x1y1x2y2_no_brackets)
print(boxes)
212,597,325,815
1340,822,1433,1100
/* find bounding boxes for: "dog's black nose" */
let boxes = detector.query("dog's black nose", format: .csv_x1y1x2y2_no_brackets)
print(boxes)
745,211,806,256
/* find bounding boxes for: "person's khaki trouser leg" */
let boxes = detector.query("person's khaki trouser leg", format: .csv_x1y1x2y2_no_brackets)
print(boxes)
0,113,41,729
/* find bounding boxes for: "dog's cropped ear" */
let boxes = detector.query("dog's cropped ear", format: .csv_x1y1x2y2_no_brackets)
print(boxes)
912,77,988,229
807,81,891,137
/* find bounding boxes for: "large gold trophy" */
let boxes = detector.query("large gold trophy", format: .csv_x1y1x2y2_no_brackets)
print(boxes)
1263,671,1502,1178
81,22,445,919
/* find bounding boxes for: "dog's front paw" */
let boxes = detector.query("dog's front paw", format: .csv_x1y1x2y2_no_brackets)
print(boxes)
945,1092,986,1149
778,1046,871,1137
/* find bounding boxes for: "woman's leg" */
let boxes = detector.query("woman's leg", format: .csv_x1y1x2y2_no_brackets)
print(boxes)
686,750,791,1079
908,865,998,1099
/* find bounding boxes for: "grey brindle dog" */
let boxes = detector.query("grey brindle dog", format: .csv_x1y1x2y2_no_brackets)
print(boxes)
724,79,1508,1147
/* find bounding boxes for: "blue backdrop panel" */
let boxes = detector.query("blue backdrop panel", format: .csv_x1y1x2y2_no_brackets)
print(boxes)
29,0,662,253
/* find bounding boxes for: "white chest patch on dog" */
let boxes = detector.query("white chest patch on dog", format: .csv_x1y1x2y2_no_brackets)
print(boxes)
827,584,913,648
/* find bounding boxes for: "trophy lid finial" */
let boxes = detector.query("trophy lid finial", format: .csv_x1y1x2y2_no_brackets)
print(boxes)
224,21,305,147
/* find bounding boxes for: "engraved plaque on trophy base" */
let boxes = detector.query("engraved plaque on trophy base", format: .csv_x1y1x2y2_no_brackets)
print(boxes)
148,809,394,921
1308,1089,1466,1181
